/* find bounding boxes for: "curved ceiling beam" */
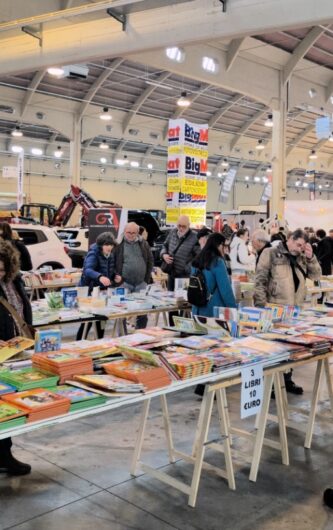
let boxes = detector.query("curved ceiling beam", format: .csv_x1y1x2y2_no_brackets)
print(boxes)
208,94,243,129
286,123,315,156
122,71,171,134
112,139,127,163
230,109,267,151
226,38,245,72
325,77,333,103
20,70,46,118
78,58,124,120
282,26,325,85
140,145,154,169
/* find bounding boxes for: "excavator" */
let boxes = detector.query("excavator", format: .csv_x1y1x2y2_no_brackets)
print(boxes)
20,185,121,227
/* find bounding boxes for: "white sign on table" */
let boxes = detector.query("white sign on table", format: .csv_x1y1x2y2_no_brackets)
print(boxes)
241,364,263,419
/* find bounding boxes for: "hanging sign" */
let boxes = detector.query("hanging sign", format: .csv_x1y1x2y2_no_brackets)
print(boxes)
241,364,263,419
17,151,24,209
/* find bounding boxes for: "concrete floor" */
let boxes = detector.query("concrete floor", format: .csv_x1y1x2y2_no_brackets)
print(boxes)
1,325,333,529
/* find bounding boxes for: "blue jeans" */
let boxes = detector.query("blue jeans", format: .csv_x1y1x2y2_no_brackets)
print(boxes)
123,282,148,329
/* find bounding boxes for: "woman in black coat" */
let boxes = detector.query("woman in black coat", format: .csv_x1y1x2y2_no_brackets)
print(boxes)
0,221,33,271
0,240,32,476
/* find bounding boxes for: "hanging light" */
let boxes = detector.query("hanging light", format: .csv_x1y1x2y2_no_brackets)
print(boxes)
11,126,23,137
256,139,265,150
266,165,272,173
222,168,228,176
264,113,273,127
130,161,139,168
54,146,63,158
309,150,317,159
177,92,191,107
303,182,309,188
99,107,112,121
99,140,109,149
47,66,65,77
100,157,107,164
254,176,261,182
295,180,301,187
244,176,250,181
31,147,43,156
11,145,23,153
318,184,323,189
221,158,229,167
165,47,185,63
206,171,212,177
147,163,153,169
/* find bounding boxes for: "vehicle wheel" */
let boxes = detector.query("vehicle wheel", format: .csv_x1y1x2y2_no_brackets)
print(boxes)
38,262,64,270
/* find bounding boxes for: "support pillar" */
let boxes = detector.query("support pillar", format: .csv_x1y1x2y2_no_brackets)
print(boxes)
271,78,287,219
70,116,82,187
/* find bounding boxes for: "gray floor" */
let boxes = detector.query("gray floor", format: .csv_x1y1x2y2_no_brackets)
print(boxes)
1,326,333,529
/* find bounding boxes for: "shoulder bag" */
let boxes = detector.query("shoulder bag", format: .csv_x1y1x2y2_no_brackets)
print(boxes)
0,296,35,339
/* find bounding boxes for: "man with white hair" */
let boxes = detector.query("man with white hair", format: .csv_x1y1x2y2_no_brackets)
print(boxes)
114,222,153,328
251,229,271,267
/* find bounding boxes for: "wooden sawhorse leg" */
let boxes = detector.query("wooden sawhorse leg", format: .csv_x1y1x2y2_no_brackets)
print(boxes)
305,359,324,449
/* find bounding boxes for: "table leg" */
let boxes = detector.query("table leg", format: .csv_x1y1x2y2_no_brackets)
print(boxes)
274,372,289,466
249,373,274,482
188,388,215,507
160,395,176,463
304,359,324,449
324,357,333,415
216,388,235,490
130,399,151,476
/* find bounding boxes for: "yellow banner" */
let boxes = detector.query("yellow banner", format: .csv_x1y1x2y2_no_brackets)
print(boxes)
166,207,180,224
167,177,181,192
168,145,209,158
180,178,207,195
179,207,206,225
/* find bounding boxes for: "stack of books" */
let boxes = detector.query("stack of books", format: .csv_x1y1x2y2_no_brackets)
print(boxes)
102,346,171,391
0,367,59,391
50,385,106,411
0,381,17,395
172,336,220,350
157,352,213,380
32,351,93,384
71,374,145,395
0,400,27,431
2,389,71,422
272,333,331,355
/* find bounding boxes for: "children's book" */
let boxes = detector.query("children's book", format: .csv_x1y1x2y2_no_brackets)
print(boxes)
0,337,35,363
62,288,78,308
0,368,59,391
0,400,26,422
35,329,62,353
0,381,17,395
49,385,106,411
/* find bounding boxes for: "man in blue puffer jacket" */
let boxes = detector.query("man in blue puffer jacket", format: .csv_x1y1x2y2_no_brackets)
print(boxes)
77,232,120,338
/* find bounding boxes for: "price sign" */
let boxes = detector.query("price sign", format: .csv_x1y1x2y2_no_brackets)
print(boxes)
241,364,263,419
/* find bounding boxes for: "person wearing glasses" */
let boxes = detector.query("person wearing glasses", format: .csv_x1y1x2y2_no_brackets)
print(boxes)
0,241,32,475
114,222,153,329
160,215,200,291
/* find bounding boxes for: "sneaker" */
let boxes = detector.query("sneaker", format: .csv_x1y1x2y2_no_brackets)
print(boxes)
0,454,31,476
285,379,303,395
323,488,333,508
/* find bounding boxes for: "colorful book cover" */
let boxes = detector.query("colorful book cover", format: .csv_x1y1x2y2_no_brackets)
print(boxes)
0,381,17,395
0,400,26,422
0,416,27,431
35,329,62,353
3,389,70,410
62,288,78,308
0,368,59,390
73,374,145,392
118,346,160,366
0,337,35,363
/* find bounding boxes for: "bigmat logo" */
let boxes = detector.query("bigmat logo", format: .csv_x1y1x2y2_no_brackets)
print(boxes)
184,123,208,146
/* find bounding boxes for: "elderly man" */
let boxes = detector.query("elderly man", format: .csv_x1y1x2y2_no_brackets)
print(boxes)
251,229,271,267
114,222,153,328
161,215,199,291
254,228,321,395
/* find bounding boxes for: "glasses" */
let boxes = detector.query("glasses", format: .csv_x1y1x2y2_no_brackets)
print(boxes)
125,231,138,235
177,224,188,229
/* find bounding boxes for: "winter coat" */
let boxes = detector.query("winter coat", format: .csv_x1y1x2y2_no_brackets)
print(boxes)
230,236,255,272
0,277,32,341
79,243,116,293
191,257,237,317
114,239,153,285
316,237,332,276
254,241,321,307
161,229,199,278
13,240,33,271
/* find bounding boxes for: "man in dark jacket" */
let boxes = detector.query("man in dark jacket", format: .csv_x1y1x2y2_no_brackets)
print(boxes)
316,229,332,276
160,215,199,291
114,222,153,329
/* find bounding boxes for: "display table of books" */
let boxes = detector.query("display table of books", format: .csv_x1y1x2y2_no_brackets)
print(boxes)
1,307,333,507
23,269,82,300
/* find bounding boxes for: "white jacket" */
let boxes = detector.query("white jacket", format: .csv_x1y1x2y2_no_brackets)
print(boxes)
230,236,255,272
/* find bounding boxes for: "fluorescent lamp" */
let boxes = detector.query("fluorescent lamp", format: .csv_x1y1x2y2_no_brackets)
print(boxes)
254,176,261,182
116,158,128,166
309,150,317,159
11,145,23,153
31,147,43,156
264,114,273,127
99,140,109,149
130,161,139,168
54,146,63,158
256,139,265,150
202,56,218,74
221,158,229,167
147,163,153,169
99,107,112,121
177,92,191,107
245,176,250,181
11,127,23,137
100,157,107,164
166,47,185,63
47,66,65,77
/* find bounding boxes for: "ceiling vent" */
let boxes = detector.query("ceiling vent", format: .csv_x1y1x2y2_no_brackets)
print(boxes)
0,105,14,114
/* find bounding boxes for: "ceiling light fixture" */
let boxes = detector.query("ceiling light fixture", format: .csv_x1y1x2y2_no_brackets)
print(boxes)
217,172,223,178
295,180,301,187
99,140,109,149
47,66,65,77
318,184,323,189
262,176,269,183
264,113,273,127
266,165,272,173
309,150,317,159
177,92,191,107
303,182,309,188
325,182,330,188
329,134,333,142
31,147,43,156
147,163,153,169
254,176,261,182
116,157,128,166
308,88,317,98
11,145,23,153
221,158,229,167
130,161,139,168
54,146,63,158
99,107,112,121
11,126,23,137
256,139,265,150
202,56,218,73
100,157,107,164
166,47,185,63
245,176,250,181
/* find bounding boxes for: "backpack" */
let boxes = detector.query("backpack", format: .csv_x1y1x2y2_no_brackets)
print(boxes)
187,269,210,307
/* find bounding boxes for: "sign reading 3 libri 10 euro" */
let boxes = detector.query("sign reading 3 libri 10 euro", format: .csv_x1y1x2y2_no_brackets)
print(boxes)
166,119,208,226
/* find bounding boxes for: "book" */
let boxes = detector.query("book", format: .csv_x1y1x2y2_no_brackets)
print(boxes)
72,374,145,393
0,400,26,422
3,389,71,422
62,288,78,308
35,329,62,353
49,385,106,411
0,416,27,431
0,381,17,395
0,367,59,391
0,337,35,363
32,351,93,384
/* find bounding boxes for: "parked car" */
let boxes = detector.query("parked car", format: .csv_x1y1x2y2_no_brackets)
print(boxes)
11,223,72,270
151,228,171,267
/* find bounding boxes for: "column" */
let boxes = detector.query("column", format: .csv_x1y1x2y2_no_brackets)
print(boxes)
69,115,82,187
271,78,287,219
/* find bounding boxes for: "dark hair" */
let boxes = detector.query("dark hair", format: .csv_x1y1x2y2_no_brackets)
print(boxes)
236,228,249,238
316,229,326,239
0,222,13,240
193,233,226,269
197,227,212,240
0,240,20,281
96,232,117,247
138,226,147,236
289,228,308,242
